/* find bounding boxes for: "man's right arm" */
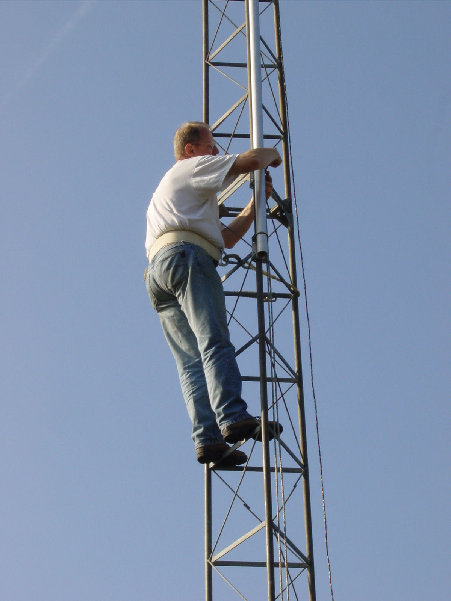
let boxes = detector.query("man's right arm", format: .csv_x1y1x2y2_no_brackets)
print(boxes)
227,148,282,176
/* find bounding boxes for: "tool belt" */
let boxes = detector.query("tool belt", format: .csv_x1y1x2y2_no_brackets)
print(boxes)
147,230,222,263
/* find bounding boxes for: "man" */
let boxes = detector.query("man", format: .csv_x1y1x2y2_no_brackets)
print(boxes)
145,122,283,466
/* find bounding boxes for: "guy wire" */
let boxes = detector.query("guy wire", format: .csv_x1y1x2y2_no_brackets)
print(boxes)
276,8,336,599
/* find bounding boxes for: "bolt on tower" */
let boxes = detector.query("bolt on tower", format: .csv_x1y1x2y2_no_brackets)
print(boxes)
202,1,316,600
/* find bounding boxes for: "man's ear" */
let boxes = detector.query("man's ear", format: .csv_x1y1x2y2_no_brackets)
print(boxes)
184,143,195,157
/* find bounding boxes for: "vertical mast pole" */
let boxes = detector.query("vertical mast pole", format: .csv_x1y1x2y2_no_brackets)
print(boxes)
246,2,274,600
247,0,268,258
202,0,209,125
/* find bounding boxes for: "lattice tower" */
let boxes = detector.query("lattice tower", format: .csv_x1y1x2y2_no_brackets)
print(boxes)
202,2,316,600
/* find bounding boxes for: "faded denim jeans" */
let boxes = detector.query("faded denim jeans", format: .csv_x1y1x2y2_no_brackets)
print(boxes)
145,242,251,448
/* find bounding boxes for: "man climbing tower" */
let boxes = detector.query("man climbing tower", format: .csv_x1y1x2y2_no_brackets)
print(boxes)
145,121,283,466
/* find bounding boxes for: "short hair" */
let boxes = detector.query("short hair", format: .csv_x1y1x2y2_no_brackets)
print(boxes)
173,121,210,160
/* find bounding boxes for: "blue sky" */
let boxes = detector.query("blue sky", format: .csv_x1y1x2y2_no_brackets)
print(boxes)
1,1,449,600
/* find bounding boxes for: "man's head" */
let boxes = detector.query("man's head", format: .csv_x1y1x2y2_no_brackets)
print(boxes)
174,122,219,160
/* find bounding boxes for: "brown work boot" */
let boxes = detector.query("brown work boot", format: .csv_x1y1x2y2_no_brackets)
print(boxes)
196,442,247,466
221,417,283,444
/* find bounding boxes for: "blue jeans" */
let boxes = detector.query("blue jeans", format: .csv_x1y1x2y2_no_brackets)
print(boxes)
145,242,251,448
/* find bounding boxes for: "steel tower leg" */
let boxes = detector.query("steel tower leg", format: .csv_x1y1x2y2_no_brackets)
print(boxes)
272,1,316,598
271,8,317,596
205,466,212,601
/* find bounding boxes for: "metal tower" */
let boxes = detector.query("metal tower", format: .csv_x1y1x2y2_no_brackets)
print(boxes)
203,2,316,600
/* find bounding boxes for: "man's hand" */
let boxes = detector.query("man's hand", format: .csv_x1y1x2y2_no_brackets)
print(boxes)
218,203,230,218
228,147,283,176
268,151,282,168
265,170,273,200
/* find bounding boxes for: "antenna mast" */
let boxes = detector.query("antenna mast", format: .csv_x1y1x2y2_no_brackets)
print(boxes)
203,2,316,600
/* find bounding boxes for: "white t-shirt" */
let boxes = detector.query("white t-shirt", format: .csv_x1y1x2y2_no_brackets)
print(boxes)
145,154,238,257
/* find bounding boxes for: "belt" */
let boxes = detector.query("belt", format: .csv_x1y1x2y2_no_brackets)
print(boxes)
147,230,222,263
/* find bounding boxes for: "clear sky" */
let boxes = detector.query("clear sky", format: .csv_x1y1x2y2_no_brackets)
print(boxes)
1,1,449,600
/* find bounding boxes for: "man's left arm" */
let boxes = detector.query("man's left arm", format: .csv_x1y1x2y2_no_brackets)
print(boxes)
221,172,272,249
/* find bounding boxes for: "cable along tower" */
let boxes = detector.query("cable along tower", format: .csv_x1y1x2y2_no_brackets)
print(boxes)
203,1,316,600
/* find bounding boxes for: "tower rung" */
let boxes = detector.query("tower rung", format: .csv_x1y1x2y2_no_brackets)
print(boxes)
210,61,277,69
240,375,298,383
213,133,282,140
224,291,294,299
209,466,304,473
211,561,309,569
